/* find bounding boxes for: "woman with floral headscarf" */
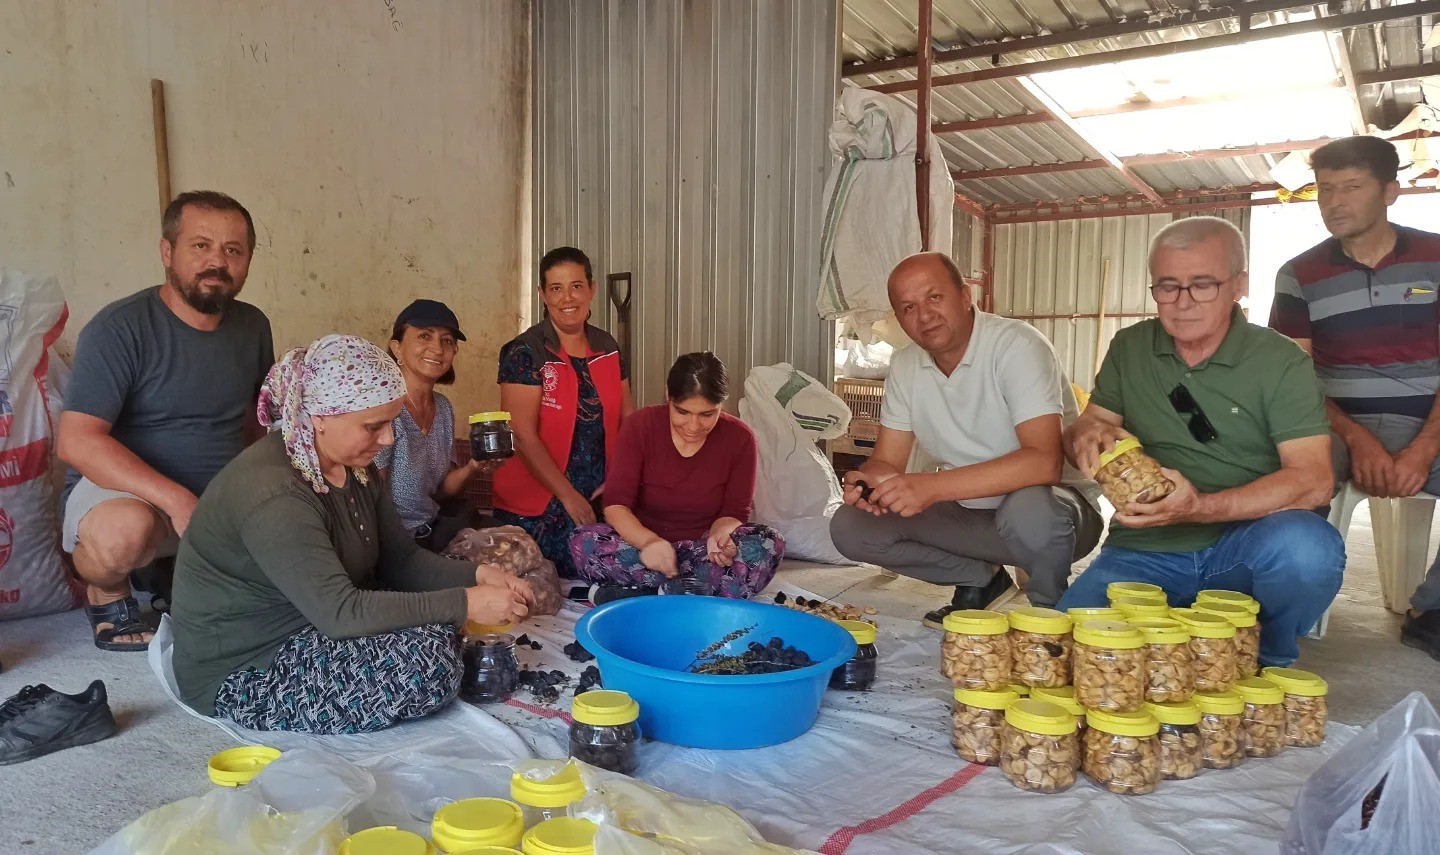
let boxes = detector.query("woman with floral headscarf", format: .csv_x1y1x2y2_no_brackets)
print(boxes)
169,335,535,734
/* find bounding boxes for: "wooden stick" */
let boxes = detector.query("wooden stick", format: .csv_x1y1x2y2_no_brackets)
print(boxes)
1094,257,1110,384
151,79,171,215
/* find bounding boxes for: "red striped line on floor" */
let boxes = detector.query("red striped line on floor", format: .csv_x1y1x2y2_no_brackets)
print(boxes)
818,764,987,854
504,698,574,724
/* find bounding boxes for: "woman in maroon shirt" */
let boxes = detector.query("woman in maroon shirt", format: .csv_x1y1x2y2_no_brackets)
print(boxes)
568,353,785,601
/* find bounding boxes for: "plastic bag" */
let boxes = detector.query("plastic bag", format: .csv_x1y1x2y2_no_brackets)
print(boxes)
838,338,893,380
0,267,79,620
1283,691,1440,855
739,365,849,565
90,750,374,855
442,525,563,615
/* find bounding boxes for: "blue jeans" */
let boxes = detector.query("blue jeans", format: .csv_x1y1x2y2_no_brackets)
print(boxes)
1056,511,1345,666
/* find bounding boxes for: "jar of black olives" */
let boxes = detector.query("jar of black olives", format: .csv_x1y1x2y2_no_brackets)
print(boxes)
829,619,878,691
469,412,516,462
461,633,521,704
568,690,640,775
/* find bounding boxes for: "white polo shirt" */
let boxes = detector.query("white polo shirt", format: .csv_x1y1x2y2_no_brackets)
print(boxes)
880,309,1099,509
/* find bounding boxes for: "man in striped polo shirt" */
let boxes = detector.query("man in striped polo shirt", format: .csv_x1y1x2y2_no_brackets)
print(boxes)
1270,135,1440,660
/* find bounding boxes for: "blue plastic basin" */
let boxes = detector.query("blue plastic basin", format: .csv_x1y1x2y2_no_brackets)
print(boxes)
575,596,858,749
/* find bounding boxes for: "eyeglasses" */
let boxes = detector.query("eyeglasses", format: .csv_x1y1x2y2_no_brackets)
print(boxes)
1169,384,1218,443
1150,277,1232,304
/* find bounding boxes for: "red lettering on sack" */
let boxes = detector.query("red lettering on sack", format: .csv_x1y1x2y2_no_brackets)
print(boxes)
0,508,11,573
0,589,19,605
0,439,48,488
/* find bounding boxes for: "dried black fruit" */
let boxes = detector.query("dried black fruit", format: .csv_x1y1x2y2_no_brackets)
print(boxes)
773,592,787,604
1043,642,1066,658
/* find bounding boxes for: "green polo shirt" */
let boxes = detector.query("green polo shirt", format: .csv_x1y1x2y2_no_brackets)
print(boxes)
1091,306,1328,553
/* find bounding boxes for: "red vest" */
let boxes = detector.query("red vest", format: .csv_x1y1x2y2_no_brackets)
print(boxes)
492,322,624,517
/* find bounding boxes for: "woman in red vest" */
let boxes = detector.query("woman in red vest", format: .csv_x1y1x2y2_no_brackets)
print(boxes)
492,247,635,576
569,353,785,602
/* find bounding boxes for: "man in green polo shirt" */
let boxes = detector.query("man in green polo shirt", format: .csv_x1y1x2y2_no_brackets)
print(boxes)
1056,216,1345,667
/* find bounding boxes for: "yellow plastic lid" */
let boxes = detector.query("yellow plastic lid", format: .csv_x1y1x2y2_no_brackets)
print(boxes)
466,621,514,637
521,818,598,855
469,411,512,424
571,690,640,727
1085,708,1160,738
1193,689,1245,716
942,609,1009,635
1128,617,1190,646
1145,700,1202,727
953,687,1021,711
432,799,525,851
1194,601,1258,629
1008,607,1073,635
1074,619,1145,650
1097,437,1143,470
1106,581,1166,601
340,827,435,855
207,746,281,787
1005,699,1079,736
1235,677,1285,706
1030,685,1084,718
510,762,587,809
1009,682,1032,697
1196,590,1260,615
1066,607,1126,621
1111,597,1171,619
838,619,878,645
1260,666,1329,697
454,848,524,855
1172,610,1236,639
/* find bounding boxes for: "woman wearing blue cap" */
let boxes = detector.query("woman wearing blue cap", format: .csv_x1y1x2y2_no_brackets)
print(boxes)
379,299,488,551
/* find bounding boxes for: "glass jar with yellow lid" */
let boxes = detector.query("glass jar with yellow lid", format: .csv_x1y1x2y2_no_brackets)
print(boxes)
1094,438,1175,507
1261,666,1329,747
1129,617,1195,703
1171,611,1237,693
1072,620,1147,713
431,798,525,853
1000,699,1079,793
940,609,1011,691
521,817,597,855
341,827,436,855
1146,700,1204,780
1194,600,1260,679
1193,689,1246,769
511,762,587,829
1007,608,1073,688
1082,709,1162,795
1235,676,1287,758
952,686,1020,765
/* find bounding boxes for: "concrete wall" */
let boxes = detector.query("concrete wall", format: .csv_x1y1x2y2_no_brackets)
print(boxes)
0,1,529,417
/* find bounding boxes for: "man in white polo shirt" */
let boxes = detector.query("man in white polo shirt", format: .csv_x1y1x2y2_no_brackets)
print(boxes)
831,253,1104,625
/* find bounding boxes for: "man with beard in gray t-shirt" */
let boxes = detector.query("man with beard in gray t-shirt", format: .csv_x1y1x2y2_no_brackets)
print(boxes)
57,191,274,652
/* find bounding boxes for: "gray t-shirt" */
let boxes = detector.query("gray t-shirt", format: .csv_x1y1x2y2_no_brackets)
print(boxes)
376,392,457,533
63,286,274,502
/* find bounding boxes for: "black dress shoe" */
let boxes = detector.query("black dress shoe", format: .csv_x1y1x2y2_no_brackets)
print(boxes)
923,567,1017,630
1401,610,1440,661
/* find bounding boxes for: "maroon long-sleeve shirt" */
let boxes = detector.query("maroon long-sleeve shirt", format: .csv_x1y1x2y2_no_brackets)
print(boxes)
603,405,757,542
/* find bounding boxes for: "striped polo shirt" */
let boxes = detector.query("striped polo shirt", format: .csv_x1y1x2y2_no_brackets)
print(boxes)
1270,225,1440,418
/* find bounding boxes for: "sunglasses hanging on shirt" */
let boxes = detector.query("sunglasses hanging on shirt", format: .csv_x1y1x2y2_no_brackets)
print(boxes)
1169,384,1218,443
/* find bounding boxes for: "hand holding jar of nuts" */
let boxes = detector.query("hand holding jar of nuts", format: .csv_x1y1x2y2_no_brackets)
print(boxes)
1000,700,1080,794
1129,617,1196,703
1082,709,1162,795
1195,600,1260,679
1146,700,1204,780
940,609,1012,691
951,687,1020,766
1072,620,1148,713
1236,676,1287,758
1261,666,1329,748
1093,438,1176,507
1172,610,1238,693
1193,689,1246,770
1008,607,1074,689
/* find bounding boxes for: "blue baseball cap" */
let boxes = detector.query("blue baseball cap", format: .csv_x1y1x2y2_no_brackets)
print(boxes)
394,299,466,341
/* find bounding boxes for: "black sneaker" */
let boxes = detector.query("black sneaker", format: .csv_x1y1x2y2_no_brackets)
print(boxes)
0,680,117,766
922,567,1017,630
1401,610,1440,661
588,585,660,607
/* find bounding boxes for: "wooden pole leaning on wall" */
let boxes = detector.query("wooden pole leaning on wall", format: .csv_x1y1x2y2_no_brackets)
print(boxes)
1093,257,1110,384
915,0,933,250
151,79,172,215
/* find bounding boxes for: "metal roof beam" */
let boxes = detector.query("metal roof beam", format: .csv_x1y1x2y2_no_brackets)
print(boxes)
954,138,1333,180
1017,76,1164,203
1355,60,1440,86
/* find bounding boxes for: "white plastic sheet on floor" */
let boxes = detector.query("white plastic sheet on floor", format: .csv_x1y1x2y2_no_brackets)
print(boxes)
142,584,1352,854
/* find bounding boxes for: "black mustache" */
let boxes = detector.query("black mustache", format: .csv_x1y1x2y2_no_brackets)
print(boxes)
197,269,233,285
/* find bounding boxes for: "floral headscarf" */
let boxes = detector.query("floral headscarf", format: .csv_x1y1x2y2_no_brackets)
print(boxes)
257,334,405,494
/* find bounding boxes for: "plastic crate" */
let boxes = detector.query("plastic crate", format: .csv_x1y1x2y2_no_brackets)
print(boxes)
451,439,494,510
836,377,884,442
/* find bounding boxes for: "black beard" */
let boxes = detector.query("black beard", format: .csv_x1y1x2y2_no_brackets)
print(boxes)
169,269,237,315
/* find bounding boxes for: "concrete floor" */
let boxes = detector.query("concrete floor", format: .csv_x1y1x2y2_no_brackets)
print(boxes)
1,500,1437,852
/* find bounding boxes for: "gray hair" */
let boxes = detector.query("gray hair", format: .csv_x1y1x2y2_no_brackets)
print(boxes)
1149,216,1247,277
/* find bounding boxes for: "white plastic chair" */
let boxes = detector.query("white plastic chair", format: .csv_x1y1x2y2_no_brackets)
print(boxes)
1325,481,1439,630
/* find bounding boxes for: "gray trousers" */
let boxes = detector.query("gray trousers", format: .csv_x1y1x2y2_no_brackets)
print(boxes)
828,485,1105,608
1332,413,1440,612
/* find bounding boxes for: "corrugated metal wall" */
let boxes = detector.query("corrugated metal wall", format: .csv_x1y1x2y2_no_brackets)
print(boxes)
532,0,839,405
992,209,1250,387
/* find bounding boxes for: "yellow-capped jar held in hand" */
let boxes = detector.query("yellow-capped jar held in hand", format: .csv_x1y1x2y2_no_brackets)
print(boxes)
1094,438,1175,507
1007,608,1074,688
1172,611,1238,693
521,817,598,855
941,609,1012,691
1000,700,1079,793
1146,700,1204,781
469,412,516,462
1235,677,1287,758
1194,600,1260,679
1129,617,1196,704
1072,620,1147,713
1082,709,1162,795
341,827,436,855
1193,689,1246,770
1262,666,1329,747
511,761,587,828
952,686,1020,765
431,798,526,853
